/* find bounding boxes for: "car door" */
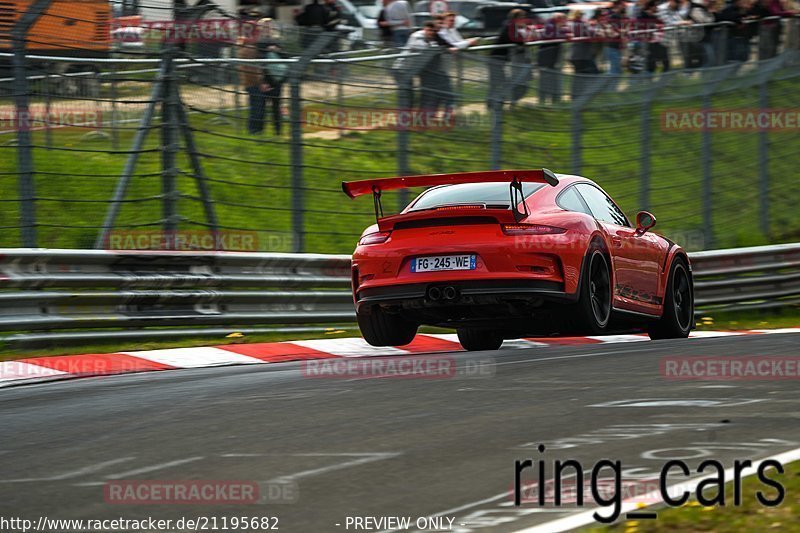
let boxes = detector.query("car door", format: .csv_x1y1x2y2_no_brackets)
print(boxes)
574,183,664,314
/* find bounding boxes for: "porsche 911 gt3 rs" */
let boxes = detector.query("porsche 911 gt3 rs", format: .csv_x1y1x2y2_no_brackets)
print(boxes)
342,169,694,351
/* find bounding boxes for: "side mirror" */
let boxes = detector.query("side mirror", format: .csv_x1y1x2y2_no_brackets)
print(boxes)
636,211,657,235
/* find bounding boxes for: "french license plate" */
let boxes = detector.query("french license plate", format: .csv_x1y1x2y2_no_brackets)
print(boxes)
411,254,476,273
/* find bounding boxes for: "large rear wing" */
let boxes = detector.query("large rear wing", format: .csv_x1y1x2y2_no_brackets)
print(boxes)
341,169,559,199
342,169,560,224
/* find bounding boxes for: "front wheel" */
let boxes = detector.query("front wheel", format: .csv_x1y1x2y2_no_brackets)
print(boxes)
457,328,504,351
648,258,693,340
357,307,418,346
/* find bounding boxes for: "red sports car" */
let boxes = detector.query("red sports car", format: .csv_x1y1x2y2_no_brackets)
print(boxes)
342,169,694,351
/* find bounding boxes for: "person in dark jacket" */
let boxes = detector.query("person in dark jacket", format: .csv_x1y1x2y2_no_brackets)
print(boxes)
377,0,394,48
718,0,754,62
639,0,670,73
537,13,566,103
296,0,328,48
488,8,528,110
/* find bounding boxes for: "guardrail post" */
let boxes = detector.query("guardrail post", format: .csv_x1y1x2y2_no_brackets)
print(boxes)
11,0,52,247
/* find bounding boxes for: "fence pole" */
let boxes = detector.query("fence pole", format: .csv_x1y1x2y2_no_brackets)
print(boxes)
11,0,52,247
286,32,337,253
489,98,503,170
44,65,52,150
111,62,119,150
161,51,179,233
701,91,713,248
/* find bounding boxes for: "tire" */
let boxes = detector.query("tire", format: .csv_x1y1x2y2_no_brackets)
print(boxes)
648,258,693,340
456,328,504,351
357,307,417,346
572,247,613,335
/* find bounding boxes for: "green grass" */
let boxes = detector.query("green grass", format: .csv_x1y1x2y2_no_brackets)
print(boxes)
1,69,799,253
591,460,800,532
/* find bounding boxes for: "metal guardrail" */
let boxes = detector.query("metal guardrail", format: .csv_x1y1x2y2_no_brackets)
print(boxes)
0,243,797,347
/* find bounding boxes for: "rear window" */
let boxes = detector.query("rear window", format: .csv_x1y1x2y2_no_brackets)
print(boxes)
409,182,545,211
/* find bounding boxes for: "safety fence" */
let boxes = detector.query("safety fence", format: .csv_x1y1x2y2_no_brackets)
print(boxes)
1,13,800,256
0,242,797,347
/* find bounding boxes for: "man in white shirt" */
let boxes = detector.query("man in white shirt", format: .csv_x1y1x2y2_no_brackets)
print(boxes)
386,0,412,47
438,12,480,49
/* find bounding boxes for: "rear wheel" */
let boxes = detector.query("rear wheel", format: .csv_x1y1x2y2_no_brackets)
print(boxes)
357,307,417,346
648,258,693,340
573,247,612,334
456,328,504,351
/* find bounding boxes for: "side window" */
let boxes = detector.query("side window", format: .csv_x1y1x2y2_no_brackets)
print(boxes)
575,184,630,227
557,186,591,215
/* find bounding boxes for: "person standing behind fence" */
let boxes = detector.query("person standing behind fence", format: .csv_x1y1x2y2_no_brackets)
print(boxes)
257,19,287,136
378,0,394,48
407,21,457,117
719,0,755,62
323,0,343,53
659,0,692,68
569,10,600,99
296,0,328,48
488,9,528,110
686,0,718,67
387,0,413,47
640,0,671,73
603,0,627,76
439,11,481,49
238,36,269,135
537,13,566,104
749,0,794,58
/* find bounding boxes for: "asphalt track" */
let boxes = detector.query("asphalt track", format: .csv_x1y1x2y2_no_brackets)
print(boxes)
2,333,800,532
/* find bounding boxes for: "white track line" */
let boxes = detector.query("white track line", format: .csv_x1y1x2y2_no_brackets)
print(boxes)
289,338,409,357
513,446,800,533
121,347,263,368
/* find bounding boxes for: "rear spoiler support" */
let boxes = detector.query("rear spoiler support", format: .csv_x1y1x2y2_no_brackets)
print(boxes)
372,185,384,224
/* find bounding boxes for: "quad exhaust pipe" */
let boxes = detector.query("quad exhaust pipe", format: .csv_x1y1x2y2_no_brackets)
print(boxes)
427,285,459,302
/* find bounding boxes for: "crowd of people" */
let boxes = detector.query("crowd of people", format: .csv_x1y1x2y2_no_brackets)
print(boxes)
234,0,797,133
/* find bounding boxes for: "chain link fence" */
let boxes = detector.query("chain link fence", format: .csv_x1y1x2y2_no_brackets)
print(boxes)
1,8,799,254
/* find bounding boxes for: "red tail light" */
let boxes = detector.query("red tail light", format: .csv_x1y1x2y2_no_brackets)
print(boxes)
501,224,567,236
358,231,392,245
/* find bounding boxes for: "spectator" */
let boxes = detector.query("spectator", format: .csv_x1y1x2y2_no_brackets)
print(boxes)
488,8,528,110
377,0,394,48
295,0,327,48
537,13,566,103
407,21,457,115
659,0,691,68
750,0,793,58
719,0,755,62
640,0,671,73
387,0,413,47
238,35,269,135
686,0,718,67
439,11,480,49
323,0,343,53
256,18,287,136
604,0,627,76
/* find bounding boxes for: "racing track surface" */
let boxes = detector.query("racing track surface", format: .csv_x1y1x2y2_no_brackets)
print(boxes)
2,333,800,532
